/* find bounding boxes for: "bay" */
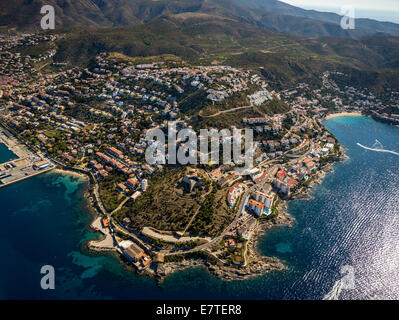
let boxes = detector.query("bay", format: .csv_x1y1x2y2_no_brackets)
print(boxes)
1,116,399,299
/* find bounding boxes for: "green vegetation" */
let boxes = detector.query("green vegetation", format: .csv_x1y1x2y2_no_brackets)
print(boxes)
189,190,216,235
175,240,200,249
115,230,131,240
98,174,126,212
115,167,199,232
257,97,290,116
164,250,219,265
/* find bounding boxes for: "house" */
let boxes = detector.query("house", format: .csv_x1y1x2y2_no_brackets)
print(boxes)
122,217,131,227
276,170,287,180
252,171,267,184
142,164,155,175
101,218,109,228
224,238,236,248
117,183,129,194
218,172,238,187
136,252,152,268
247,199,265,216
107,147,124,158
210,168,223,181
305,161,316,170
141,179,148,191
127,178,138,189
227,183,244,208
130,191,142,201
243,117,267,125
273,179,289,195
237,217,257,239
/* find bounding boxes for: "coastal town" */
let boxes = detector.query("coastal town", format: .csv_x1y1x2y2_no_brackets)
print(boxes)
1,32,397,280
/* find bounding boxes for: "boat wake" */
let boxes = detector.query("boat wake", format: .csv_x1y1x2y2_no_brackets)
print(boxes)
357,140,399,156
322,279,344,300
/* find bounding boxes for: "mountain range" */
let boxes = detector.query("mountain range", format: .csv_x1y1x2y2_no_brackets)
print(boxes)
2,0,399,38
2,0,399,93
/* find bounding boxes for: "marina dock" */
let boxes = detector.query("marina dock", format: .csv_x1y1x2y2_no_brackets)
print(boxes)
0,125,55,188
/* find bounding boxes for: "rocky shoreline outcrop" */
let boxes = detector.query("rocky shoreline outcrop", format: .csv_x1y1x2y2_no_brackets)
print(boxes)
153,205,294,282
153,255,286,282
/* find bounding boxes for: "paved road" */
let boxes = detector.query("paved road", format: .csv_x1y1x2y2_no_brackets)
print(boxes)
111,196,129,215
172,163,281,254
142,227,212,244
90,172,108,216
200,105,253,118
113,223,152,251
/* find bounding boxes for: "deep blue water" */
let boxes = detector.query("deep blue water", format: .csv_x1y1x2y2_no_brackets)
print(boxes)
1,116,399,300
0,143,17,164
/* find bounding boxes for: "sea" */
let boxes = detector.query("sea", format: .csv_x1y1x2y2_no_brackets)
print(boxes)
0,143,17,164
1,115,399,300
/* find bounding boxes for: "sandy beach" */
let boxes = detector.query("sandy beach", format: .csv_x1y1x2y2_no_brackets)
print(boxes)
325,112,363,120
52,168,89,181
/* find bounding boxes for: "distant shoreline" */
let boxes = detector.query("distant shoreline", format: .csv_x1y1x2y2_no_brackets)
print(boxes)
325,112,363,120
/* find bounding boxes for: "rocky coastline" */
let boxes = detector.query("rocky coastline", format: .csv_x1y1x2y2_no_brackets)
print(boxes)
53,143,347,283
151,200,294,282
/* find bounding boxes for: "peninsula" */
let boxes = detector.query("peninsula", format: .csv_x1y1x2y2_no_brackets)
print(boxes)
0,33,364,282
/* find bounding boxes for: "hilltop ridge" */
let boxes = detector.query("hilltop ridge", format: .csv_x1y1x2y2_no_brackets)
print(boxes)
2,0,399,38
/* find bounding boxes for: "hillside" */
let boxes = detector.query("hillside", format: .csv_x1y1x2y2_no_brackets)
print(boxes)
53,14,285,65
4,1,399,96
2,0,399,38
51,13,399,88
236,0,399,37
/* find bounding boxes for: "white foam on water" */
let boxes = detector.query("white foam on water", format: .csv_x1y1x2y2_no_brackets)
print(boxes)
322,279,344,300
357,142,399,156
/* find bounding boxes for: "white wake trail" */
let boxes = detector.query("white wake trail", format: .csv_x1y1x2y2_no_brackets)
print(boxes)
322,279,344,300
357,143,399,156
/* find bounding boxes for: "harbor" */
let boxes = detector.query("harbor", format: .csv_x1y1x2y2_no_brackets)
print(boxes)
0,125,55,188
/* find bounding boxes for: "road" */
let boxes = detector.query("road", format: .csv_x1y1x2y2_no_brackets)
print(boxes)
111,196,130,215
142,227,212,244
113,222,152,251
167,163,281,254
200,105,253,118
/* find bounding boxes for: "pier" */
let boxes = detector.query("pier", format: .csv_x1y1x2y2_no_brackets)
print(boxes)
0,125,55,188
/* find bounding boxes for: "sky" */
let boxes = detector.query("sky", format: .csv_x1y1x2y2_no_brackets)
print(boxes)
280,0,399,23
280,0,399,11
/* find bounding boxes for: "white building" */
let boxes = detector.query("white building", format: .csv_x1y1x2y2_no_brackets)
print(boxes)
253,191,274,209
141,179,148,191
247,199,265,216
